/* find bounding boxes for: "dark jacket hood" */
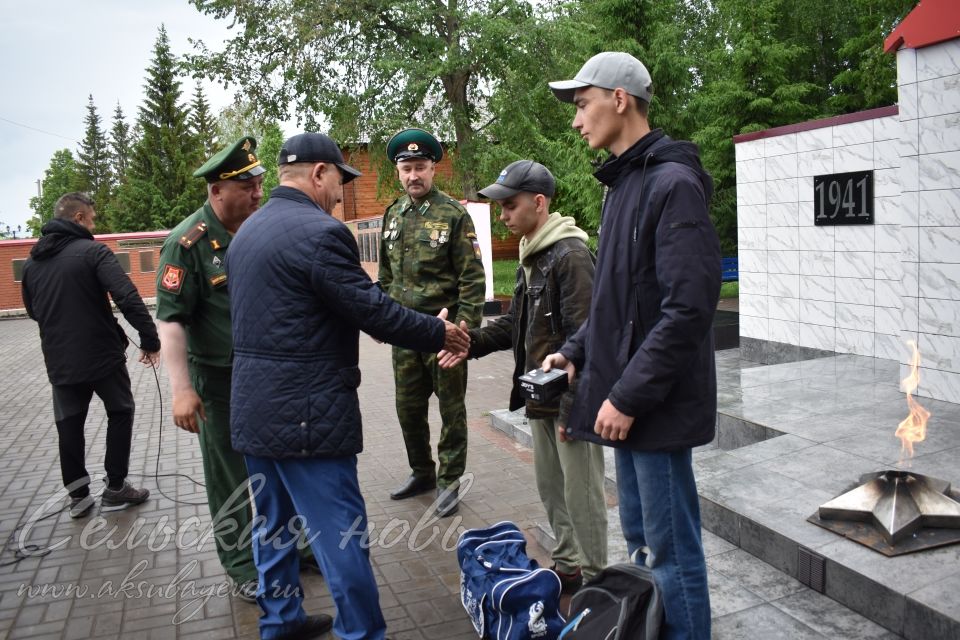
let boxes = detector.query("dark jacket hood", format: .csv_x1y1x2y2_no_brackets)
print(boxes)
30,219,93,260
595,129,714,204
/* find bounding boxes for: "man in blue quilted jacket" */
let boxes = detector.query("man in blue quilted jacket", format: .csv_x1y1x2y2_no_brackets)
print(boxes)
226,132,470,640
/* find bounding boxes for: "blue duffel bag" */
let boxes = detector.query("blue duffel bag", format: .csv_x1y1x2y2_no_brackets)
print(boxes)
458,521,565,640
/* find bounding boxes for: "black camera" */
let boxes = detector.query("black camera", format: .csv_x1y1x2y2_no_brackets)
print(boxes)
517,368,568,403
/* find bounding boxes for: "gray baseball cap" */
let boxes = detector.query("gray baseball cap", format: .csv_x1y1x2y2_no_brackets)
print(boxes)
477,160,556,201
549,51,653,104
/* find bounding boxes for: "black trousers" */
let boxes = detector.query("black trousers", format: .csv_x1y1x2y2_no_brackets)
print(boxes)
52,365,136,498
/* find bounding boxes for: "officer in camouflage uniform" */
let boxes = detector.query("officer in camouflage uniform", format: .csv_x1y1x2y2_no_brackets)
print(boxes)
155,137,315,603
379,128,486,517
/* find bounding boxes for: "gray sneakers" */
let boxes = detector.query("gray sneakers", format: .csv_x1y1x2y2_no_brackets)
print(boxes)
68,494,95,519
100,481,149,512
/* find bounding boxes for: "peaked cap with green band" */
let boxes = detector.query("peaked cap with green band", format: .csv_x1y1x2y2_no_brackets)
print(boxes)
193,136,267,182
386,128,443,163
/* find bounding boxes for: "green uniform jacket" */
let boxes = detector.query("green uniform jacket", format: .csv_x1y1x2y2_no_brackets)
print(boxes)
378,186,485,327
155,203,233,367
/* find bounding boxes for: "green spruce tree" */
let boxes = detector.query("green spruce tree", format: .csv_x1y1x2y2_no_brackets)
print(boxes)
113,25,203,231
190,82,220,158
76,95,113,231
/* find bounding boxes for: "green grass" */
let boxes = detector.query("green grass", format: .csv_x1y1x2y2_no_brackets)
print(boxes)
492,259,740,299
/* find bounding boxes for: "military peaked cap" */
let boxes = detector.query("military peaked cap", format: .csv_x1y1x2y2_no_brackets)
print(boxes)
193,136,266,183
386,128,443,163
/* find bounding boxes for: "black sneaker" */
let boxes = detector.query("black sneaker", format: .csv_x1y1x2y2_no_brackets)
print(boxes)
100,482,149,512
551,564,583,594
69,495,95,519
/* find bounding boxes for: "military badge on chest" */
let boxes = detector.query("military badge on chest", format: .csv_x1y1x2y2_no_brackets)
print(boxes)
384,217,400,250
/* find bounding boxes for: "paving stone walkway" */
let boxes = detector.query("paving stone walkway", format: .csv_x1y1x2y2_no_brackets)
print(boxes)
0,314,902,639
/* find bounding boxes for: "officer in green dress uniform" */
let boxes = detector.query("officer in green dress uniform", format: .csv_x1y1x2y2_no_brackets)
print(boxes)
378,128,486,517
155,137,315,603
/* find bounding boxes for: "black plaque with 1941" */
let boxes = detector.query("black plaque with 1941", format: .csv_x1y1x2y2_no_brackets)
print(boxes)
813,170,874,226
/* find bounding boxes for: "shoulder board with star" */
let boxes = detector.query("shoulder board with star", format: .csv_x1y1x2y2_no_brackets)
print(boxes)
178,221,208,249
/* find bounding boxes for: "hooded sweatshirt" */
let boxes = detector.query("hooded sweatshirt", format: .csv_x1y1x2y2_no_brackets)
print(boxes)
22,219,159,385
519,212,589,283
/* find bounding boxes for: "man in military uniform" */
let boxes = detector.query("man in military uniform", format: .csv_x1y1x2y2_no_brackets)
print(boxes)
156,137,315,604
378,128,486,517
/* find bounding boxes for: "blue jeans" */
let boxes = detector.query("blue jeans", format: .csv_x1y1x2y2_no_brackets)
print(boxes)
614,447,710,640
244,454,386,640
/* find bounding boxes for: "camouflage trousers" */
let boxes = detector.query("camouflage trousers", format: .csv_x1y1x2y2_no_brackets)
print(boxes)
391,346,468,489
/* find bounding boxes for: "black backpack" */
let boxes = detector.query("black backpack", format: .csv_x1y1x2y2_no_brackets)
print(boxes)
558,562,663,640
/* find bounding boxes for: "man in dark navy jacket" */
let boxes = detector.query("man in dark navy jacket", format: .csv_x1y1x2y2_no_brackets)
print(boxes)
226,132,469,640
545,53,721,640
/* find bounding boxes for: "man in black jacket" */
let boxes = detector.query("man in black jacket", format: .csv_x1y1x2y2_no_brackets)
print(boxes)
22,192,160,519
441,160,607,591
545,53,720,639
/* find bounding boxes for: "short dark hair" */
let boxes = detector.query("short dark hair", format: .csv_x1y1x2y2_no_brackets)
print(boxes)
54,192,95,220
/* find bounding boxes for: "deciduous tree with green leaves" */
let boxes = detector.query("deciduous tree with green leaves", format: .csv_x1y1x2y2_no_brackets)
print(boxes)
27,150,83,237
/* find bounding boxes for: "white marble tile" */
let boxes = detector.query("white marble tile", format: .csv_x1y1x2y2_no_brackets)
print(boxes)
900,155,920,192
919,333,960,372
739,293,768,318
897,48,917,86
875,196,911,229
873,116,900,142
799,298,835,326
768,319,800,344
918,368,960,404
737,180,767,206
799,322,835,351
897,118,920,155
737,204,767,228
767,226,799,251
875,278,906,308
918,75,960,118
766,202,799,227
876,252,907,283
919,113,960,155
874,168,904,198
768,295,800,322
920,150,960,190
798,196,817,228
902,295,920,331
768,249,800,275
898,225,920,261
919,189,960,226
836,327,874,356
873,139,903,170
799,226,834,252
765,134,797,157
836,302,874,331
799,250,835,277
736,158,765,184
875,224,902,253
902,260,921,296
899,81,919,120
796,127,832,152
919,262,960,300
875,333,906,361
739,271,767,296
835,277,875,306
735,140,764,162
833,143,875,172
738,249,768,273
835,251,874,279
835,225,875,252
766,178,798,204
739,314,768,340
876,304,905,335
804,275,835,302
834,120,873,146
797,149,833,176
920,226,960,264
738,227,767,251
768,272,800,298
916,40,960,82
920,298,960,336
765,153,797,181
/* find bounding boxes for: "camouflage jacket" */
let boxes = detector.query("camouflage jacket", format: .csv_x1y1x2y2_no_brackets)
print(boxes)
378,186,485,327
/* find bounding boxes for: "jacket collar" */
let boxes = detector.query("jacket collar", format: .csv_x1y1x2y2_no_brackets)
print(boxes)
594,128,666,187
270,185,327,212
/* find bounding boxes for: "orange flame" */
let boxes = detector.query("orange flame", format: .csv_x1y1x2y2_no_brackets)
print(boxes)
895,340,930,459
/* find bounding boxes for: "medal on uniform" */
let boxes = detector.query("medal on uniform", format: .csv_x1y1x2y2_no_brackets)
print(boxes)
430,229,439,248
212,255,222,267
388,243,394,250
390,229,399,240
439,230,448,245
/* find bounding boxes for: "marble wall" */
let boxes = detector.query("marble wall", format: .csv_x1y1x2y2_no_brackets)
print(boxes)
734,38,960,404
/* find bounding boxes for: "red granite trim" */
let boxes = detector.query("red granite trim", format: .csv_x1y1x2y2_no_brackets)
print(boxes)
732,105,899,144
